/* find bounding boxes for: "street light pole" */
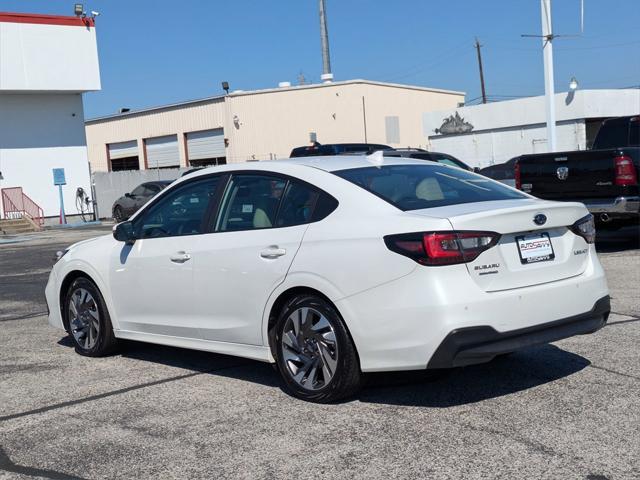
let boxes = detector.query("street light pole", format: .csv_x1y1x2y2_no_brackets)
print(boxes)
541,0,557,152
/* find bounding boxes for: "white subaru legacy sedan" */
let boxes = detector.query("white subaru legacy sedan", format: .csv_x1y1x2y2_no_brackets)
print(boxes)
46,156,610,402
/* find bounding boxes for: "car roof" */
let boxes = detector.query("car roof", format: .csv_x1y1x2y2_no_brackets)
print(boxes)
146,180,173,185
180,155,435,183
281,155,431,172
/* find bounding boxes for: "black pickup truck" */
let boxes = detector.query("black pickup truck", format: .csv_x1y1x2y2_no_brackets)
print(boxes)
516,116,640,228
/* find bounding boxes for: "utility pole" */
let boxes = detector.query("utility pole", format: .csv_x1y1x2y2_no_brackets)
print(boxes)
474,38,487,104
319,0,333,82
540,0,557,151
523,0,585,152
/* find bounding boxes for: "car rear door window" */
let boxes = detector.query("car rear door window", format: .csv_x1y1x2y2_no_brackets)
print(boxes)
214,175,338,231
134,177,220,238
335,164,526,211
216,175,286,231
275,181,320,227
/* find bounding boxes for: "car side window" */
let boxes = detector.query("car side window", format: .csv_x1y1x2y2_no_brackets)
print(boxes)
131,185,146,196
134,177,219,239
216,175,286,232
276,181,320,227
145,184,161,196
436,158,459,168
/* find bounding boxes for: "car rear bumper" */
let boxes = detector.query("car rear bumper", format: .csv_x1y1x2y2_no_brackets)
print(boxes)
582,196,640,215
337,246,609,372
427,295,610,369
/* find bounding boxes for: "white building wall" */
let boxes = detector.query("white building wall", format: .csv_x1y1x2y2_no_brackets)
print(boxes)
0,17,100,92
429,120,585,168
0,94,92,218
423,89,640,168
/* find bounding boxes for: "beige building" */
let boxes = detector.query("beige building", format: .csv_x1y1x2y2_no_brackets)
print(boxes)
85,79,465,172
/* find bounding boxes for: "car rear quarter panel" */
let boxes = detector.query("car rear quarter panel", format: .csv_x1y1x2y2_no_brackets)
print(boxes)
264,195,454,346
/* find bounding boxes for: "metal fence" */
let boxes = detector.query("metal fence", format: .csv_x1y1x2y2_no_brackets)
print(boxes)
92,168,188,219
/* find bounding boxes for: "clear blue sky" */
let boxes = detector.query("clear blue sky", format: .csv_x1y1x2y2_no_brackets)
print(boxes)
2,0,639,118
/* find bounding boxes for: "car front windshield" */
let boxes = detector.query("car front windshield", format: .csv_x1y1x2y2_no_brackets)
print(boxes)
334,164,526,211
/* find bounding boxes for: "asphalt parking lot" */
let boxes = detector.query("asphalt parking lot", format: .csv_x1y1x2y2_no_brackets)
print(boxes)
0,225,638,479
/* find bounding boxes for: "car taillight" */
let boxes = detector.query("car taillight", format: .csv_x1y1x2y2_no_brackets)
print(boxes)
514,160,521,190
614,155,637,186
384,231,501,266
570,214,596,244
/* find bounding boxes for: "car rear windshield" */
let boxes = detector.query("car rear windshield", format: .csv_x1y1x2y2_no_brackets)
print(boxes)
334,164,527,211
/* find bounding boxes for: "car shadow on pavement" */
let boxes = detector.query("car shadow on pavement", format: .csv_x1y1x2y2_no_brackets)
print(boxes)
57,336,589,406
595,225,639,253
56,337,282,389
358,344,590,407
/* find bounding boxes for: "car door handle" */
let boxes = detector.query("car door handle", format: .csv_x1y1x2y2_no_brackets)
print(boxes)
260,246,286,259
170,251,191,263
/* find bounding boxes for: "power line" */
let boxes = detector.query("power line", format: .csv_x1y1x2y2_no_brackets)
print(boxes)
379,41,471,82
555,40,640,51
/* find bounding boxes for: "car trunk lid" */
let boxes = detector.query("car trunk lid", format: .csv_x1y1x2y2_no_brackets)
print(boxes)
408,199,591,292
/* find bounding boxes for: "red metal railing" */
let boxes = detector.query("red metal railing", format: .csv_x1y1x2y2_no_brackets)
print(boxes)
1,187,44,227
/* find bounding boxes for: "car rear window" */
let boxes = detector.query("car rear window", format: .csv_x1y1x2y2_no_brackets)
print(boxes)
334,164,526,211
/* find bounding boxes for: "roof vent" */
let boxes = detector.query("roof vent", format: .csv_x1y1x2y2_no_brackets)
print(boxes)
278,81,292,88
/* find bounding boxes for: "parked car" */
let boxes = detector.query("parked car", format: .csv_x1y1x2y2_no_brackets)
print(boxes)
47,156,609,402
385,148,477,171
290,143,392,157
111,181,173,222
479,157,519,187
516,115,639,228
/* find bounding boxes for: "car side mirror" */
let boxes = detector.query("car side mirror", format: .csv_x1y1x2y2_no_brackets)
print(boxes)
125,192,133,198
113,221,136,244
473,167,481,173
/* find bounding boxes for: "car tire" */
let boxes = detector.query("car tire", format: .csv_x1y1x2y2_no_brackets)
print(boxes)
64,277,119,357
273,294,361,403
113,205,125,223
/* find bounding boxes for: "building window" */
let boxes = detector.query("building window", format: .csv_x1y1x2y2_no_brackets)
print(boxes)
189,157,227,167
108,140,139,171
385,116,400,144
111,156,140,171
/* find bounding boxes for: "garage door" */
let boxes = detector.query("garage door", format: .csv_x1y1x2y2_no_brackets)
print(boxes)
145,135,179,168
186,129,225,162
108,140,138,159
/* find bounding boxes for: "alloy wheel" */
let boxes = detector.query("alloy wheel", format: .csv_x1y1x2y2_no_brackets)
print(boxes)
281,307,338,391
113,206,123,222
68,287,100,350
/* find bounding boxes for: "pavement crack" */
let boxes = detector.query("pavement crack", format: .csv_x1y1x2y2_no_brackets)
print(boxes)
0,445,87,480
0,311,48,322
588,364,640,381
0,362,250,423
452,418,560,458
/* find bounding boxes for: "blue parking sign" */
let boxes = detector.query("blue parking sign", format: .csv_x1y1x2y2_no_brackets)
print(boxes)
53,168,66,186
